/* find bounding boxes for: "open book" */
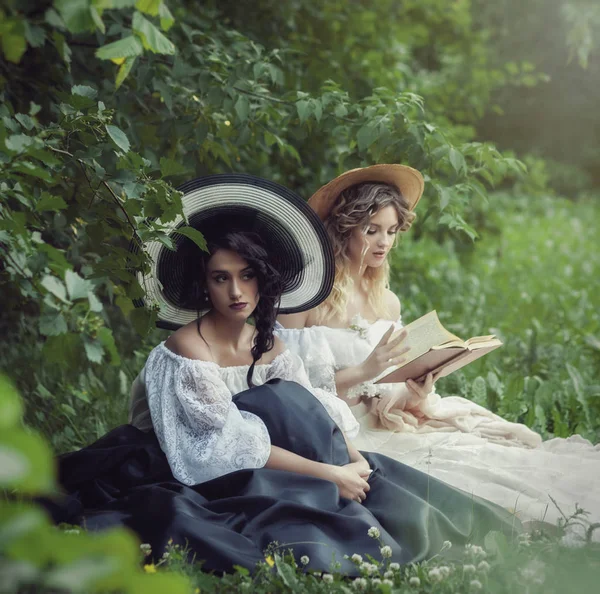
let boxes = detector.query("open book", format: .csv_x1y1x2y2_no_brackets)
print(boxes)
374,311,502,384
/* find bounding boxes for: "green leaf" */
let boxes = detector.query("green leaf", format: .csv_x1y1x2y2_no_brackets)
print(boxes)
159,157,186,178
5,134,33,153
566,363,591,426
136,0,161,16
97,328,121,366
1,18,27,64
115,56,136,89
43,333,83,368
471,376,487,406
0,375,24,430
52,31,72,69
235,95,250,122
357,123,378,151
41,275,69,303
105,124,131,153
71,85,97,99
90,4,105,33
39,313,68,337
84,339,105,364
15,114,35,131
88,291,103,312
158,1,175,31
0,430,55,494
95,36,144,61
449,147,466,175
12,161,53,183
173,226,207,251
438,186,451,211
55,0,95,34
65,269,91,301
132,11,176,55
296,100,311,123
36,193,67,212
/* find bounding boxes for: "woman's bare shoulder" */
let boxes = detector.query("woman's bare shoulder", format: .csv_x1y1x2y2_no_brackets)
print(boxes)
164,324,214,362
277,309,311,329
384,289,401,320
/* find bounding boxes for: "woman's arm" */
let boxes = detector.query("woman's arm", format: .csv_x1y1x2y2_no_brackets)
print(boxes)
266,445,370,502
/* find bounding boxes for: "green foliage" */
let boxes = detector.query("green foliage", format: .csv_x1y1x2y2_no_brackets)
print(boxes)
0,374,190,593
392,192,600,441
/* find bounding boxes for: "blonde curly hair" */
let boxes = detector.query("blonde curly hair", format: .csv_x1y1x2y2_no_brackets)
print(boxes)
315,182,415,323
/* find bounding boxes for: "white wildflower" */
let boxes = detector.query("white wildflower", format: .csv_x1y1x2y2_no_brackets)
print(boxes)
477,560,490,572
368,526,381,539
351,553,363,564
360,562,377,574
353,577,368,590
428,567,443,582
239,582,251,590
322,573,333,583
470,579,483,590
139,543,152,555
383,579,394,586
380,545,392,558
389,562,400,571
384,570,394,579
371,578,382,586
520,559,546,585
161,552,170,560
438,565,451,578
441,540,452,551
64,529,80,535
466,544,487,558
463,564,477,574
409,576,421,586
300,555,310,565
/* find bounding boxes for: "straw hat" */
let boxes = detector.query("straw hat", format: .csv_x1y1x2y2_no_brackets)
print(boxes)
131,174,335,330
308,164,424,220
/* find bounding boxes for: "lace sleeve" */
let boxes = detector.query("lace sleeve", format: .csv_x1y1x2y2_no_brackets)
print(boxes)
144,346,271,486
266,351,360,438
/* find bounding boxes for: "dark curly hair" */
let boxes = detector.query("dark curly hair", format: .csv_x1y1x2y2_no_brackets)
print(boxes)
187,231,284,388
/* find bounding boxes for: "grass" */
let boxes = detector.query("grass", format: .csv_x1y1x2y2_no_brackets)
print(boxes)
391,192,600,441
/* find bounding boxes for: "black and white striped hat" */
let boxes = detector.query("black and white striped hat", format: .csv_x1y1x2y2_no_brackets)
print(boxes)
132,174,334,330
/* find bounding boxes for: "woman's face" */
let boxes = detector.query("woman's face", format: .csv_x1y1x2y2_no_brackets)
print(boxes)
205,249,259,320
347,204,399,269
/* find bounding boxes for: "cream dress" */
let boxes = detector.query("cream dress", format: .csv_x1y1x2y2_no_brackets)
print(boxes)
276,317,600,533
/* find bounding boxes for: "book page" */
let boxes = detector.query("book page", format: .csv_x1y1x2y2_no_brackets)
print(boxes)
392,311,465,366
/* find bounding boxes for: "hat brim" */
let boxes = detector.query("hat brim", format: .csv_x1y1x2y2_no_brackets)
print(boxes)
132,174,334,330
308,164,424,220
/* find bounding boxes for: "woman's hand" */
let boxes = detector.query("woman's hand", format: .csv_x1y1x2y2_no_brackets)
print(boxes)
359,325,409,382
345,457,372,479
405,372,441,400
328,464,371,503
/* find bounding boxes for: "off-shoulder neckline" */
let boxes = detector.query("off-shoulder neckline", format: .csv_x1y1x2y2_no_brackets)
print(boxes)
156,342,290,370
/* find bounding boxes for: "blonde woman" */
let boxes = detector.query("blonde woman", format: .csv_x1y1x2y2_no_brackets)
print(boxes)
277,165,600,531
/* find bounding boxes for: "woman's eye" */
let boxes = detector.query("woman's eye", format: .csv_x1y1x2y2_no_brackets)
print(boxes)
388,230,398,236
242,272,256,280
214,275,227,283
366,229,377,235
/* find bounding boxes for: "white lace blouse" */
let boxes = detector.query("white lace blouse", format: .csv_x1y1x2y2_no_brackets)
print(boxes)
137,343,359,486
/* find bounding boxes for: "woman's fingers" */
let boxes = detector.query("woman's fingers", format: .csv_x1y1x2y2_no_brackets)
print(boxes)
388,328,408,348
376,324,395,348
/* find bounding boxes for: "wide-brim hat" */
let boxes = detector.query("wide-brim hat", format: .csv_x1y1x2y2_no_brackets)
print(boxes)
308,164,424,220
132,174,335,330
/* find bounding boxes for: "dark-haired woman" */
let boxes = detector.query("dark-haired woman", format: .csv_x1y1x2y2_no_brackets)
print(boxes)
51,175,520,576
